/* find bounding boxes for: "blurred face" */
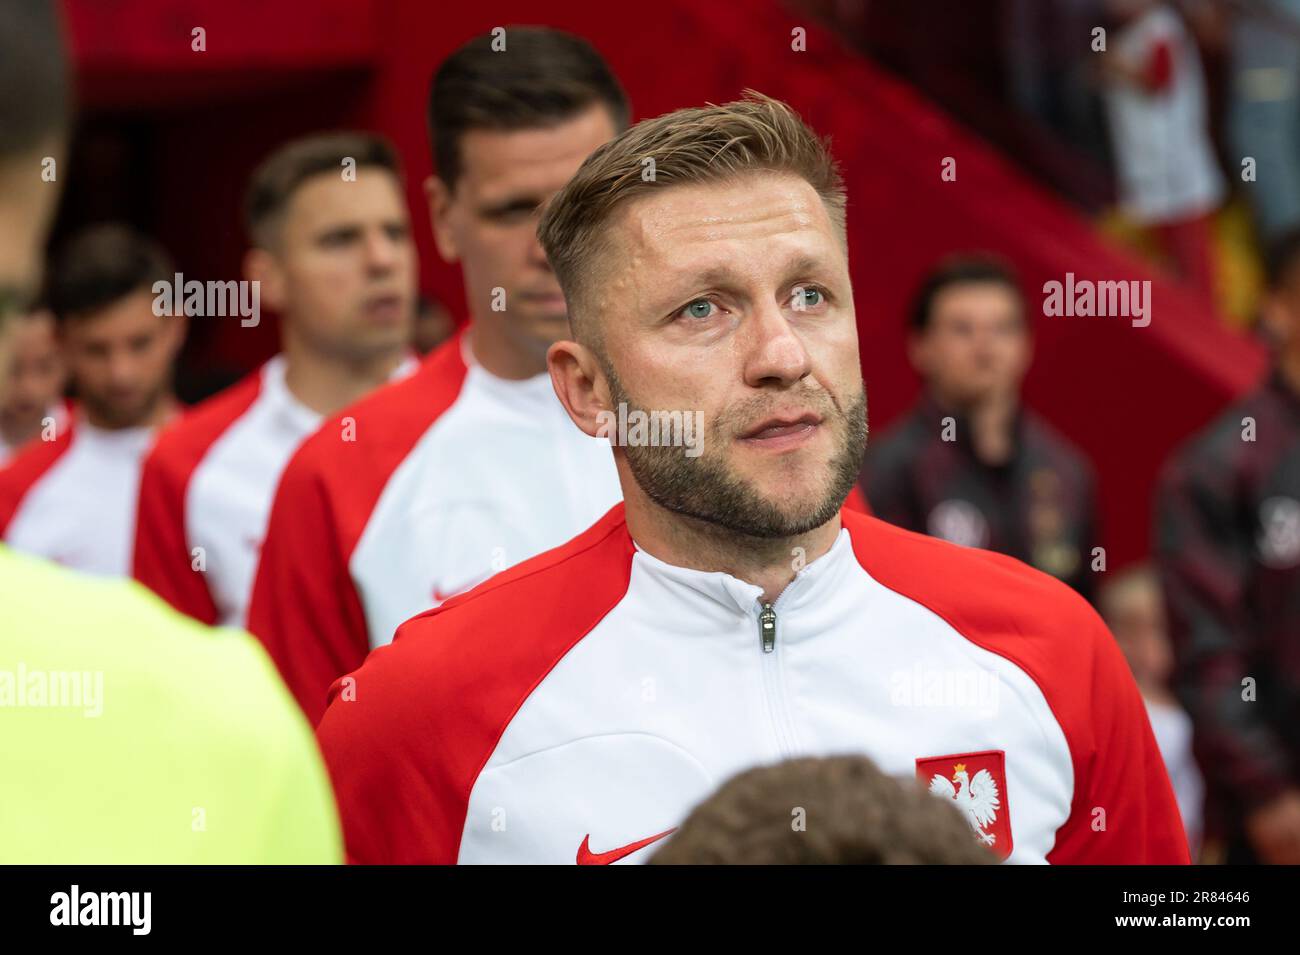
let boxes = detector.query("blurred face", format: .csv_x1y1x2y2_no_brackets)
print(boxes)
1107,582,1172,688
61,289,182,429
0,147,63,406
428,105,619,364
564,171,866,539
1,310,64,438
909,282,1030,409
253,167,416,362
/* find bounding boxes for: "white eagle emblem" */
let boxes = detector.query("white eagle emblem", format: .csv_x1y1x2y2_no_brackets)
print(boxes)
929,762,1001,847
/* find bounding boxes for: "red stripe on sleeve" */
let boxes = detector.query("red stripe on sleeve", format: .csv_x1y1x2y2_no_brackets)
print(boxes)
133,368,264,624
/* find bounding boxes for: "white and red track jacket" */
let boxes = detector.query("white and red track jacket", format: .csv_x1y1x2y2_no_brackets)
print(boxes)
246,332,625,724
316,504,1189,865
0,413,157,577
133,355,321,627
0,402,69,467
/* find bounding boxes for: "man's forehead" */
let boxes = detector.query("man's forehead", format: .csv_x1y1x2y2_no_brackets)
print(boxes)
459,107,617,202
287,168,402,226
608,174,840,276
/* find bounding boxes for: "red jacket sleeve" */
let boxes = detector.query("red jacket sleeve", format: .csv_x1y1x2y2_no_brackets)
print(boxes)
1047,608,1190,864
133,444,219,626
246,453,371,726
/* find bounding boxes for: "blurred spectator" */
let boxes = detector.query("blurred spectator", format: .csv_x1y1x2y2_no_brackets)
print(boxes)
1100,0,1226,300
1099,565,1204,857
413,292,454,355
0,224,183,576
861,255,1099,600
1154,225,1300,864
650,755,998,865
0,307,65,465
1228,0,1300,242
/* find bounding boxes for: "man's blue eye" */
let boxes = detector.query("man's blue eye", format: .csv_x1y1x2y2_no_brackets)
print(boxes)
684,300,713,319
795,287,822,308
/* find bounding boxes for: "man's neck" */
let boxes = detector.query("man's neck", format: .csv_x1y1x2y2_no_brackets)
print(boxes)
623,485,842,605
282,339,406,417
465,321,548,381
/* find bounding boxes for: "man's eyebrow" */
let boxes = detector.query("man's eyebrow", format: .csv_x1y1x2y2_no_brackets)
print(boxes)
478,193,543,216
663,255,836,296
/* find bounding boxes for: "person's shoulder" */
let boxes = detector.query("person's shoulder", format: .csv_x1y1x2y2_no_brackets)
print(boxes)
0,419,74,525
145,367,265,473
285,337,469,484
1021,410,1094,477
330,504,635,717
1158,381,1266,495
2,545,311,738
842,509,1105,672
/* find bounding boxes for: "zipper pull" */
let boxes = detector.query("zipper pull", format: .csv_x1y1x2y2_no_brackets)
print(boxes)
759,603,777,653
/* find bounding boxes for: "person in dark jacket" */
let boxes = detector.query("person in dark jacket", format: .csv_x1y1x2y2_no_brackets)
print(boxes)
861,255,1098,600
1154,228,1300,865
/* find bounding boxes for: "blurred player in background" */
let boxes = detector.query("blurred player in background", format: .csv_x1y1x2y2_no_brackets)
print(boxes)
861,256,1098,601
133,132,418,627
1155,226,1300,865
0,0,339,864
1099,565,1203,858
247,27,629,724
0,306,65,465
0,223,182,576
316,94,1186,865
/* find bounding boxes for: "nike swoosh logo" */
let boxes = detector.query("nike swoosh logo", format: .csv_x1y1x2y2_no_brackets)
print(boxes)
576,828,676,865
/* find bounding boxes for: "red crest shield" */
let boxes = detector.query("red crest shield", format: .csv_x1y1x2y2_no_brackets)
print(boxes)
916,749,1013,861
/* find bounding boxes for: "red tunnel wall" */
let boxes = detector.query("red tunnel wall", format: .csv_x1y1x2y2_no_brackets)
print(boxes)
61,0,1267,570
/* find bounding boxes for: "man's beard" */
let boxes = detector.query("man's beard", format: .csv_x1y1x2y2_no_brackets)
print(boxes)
605,368,868,540
82,383,167,429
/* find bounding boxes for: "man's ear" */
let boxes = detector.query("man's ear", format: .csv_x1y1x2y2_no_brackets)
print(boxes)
244,247,286,313
905,330,928,376
548,339,611,440
425,175,460,264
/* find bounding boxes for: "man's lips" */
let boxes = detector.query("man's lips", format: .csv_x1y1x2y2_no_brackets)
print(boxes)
738,412,823,450
362,294,405,323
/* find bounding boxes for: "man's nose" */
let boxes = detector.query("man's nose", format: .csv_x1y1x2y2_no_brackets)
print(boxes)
742,300,812,388
364,230,400,273
106,350,138,387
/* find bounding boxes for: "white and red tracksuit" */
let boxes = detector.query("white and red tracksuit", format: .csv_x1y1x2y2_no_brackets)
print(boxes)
0,413,154,577
132,354,413,628
317,504,1189,865
246,332,625,723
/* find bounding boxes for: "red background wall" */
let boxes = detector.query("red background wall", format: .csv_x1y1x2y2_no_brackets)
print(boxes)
58,0,1267,570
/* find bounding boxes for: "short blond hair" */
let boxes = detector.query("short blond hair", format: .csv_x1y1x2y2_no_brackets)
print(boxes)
538,91,845,343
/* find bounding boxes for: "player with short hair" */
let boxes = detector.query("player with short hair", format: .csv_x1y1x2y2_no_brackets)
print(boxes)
0,223,183,576
0,307,66,466
0,0,339,864
246,27,631,724
132,131,418,627
316,93,1188,864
